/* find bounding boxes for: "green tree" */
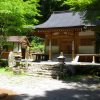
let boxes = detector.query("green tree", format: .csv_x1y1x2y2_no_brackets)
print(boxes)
64,0,100,23
0,0,40,51
30,36,44,52
38,0,69,23
0,0,40,36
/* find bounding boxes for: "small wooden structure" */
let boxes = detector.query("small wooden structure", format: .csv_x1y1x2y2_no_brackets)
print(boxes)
33,11,96,61
0,36,30,59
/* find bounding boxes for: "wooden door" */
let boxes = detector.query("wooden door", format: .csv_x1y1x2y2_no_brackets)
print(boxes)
59,40,72,54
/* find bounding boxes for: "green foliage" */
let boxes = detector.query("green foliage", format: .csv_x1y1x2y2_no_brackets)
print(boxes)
64,0,100,22
0,0,40,48
65,0,92,10
0,67,10,74
0,35,7,47
0,59,8,67
0,0,40,35
31,45,44,53
38,0,69,23
30,36,44,52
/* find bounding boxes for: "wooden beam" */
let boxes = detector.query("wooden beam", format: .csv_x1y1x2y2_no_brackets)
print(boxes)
35,27,82,33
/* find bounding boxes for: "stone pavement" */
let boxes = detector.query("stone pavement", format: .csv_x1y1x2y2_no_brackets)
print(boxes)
0,73,100,100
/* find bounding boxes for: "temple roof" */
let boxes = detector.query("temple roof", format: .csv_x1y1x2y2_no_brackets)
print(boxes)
35,11,94,29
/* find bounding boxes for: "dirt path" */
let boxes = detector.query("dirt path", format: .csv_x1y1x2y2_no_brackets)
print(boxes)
0,73,100,100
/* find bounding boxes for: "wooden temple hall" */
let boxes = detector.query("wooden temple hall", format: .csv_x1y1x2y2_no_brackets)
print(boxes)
33,11,96,61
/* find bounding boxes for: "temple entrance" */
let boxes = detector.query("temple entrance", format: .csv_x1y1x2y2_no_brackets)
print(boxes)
59,40,72,54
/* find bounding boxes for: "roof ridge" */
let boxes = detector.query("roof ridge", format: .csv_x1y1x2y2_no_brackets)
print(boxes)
52,10,73,14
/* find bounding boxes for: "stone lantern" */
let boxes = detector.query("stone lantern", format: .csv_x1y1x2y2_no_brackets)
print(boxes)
57,52,66,63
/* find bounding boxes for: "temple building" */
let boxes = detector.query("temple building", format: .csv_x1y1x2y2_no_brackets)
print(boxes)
33,11,96,60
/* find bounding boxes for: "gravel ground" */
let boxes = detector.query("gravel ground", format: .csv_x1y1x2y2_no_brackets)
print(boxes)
0,73,100,100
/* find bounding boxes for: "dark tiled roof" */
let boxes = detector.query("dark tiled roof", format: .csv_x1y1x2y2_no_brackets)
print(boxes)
35,11,93,29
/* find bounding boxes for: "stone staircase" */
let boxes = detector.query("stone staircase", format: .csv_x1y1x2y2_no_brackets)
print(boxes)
13,54,72,78
26,63,60,78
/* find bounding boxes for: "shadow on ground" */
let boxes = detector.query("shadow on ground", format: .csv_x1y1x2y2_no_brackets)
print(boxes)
0,77,100,100
63,76,100,84
1,88,100,100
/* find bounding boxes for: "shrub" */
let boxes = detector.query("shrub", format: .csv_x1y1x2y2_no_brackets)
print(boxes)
0,59,8,67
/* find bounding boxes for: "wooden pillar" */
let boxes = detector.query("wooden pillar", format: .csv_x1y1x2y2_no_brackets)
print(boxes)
74,31,78,54
73,29,80,59
44,35,46,53
72,40,75,60
48,33,52,60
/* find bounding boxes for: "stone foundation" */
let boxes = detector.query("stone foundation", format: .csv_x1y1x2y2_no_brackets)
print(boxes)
12,62,100,78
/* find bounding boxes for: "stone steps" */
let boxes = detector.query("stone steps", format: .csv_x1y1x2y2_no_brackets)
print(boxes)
26,64,59,78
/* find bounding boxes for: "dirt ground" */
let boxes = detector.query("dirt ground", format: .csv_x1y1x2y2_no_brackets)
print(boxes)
0,73,100,100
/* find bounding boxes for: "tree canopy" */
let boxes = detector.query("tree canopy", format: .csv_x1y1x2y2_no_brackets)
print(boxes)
0,0,70,35
38,0,69,23
0,0,40,36
64,0,100,23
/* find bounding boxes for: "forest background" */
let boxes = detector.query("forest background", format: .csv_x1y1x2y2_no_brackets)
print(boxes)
0,0,100,52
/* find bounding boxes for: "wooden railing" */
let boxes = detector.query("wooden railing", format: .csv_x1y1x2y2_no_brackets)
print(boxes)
72,54,100,63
